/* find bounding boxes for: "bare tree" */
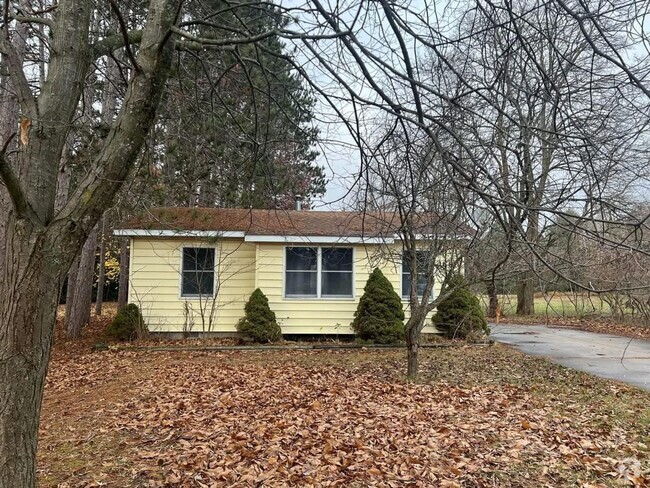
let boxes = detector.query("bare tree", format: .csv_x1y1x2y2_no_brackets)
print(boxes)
2,0,650,484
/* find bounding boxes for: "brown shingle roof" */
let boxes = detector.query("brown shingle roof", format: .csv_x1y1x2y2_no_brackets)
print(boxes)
119,207,471,238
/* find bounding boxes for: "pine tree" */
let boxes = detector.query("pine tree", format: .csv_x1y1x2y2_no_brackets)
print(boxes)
433,275,489,340
237,288,282,342
352,268,405,344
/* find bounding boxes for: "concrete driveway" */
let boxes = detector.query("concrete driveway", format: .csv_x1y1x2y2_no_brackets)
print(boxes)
490,323,650,391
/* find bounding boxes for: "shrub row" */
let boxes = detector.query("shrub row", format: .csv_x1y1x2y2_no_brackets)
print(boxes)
108,270,487,344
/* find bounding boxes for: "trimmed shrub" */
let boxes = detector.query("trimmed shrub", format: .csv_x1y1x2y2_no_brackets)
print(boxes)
107,303,146,341
433,275,489,340
237,288,282,342
352,268,405,344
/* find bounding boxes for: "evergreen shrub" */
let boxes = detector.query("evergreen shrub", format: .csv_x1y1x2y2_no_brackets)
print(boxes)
351,268,405,344
237,288,282,342
433,275,489,340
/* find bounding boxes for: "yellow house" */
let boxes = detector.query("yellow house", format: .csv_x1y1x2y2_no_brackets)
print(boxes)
114,207,447,337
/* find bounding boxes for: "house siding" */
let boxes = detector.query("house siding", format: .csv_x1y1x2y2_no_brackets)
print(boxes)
129,237,256,333
129,238,439,335
255,243,438,335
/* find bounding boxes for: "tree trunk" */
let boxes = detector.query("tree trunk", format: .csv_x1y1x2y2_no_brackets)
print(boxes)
516,271,535,315
95,217,106,315
118,238,130,311
64,256,80,329
486,279,499,318
406,322,421,380
0,220,67,486
66,227,98,339
516,208,539,316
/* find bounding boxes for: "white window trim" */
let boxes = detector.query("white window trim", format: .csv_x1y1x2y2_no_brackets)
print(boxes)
179,245,218,299
284,246,355,300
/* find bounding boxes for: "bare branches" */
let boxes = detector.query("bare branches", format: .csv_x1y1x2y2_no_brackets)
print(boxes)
107,0,140,71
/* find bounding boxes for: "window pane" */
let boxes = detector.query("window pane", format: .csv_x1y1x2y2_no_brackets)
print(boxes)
322,248,353,271
322,272,353,296
416,273,428,296
402,251,432,298
182,271,214,296
402,272,411,297
183,248,215,271
286,271,317,296
286,247,317,271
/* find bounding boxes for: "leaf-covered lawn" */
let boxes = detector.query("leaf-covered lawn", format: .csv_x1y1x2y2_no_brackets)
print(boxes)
39,320,649,487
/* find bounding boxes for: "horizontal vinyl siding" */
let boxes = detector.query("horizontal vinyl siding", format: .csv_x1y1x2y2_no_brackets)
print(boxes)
129,238,255,333
256,243,439,335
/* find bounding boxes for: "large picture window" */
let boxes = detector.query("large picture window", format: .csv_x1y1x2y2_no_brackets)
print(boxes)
181,247,215,297
402,251,432,299
285,247,353,298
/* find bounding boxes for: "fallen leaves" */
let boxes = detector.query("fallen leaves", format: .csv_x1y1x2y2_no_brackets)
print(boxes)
38,317,650,487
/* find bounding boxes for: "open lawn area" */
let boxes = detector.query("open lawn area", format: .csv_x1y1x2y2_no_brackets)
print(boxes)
38,314,649,487
479,293,612,319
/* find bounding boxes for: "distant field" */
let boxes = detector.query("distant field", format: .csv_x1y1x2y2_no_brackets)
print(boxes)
478,293,611,318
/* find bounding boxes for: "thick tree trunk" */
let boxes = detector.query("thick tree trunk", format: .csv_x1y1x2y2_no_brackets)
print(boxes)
117,238,130,311
516,272,535,315
486,279,499,318
95,217,106,315
0,2,182,483
0,219,68,486
66,227,98,338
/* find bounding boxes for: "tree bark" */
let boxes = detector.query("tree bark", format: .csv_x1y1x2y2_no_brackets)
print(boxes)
64,256,80,329
516,212,539,316
118,238,130,311
66,227,98,339
0,219,70,487
516,271,535,315
486,279,499,318
95,217,106,315
406,321,421,380
0,1,183,483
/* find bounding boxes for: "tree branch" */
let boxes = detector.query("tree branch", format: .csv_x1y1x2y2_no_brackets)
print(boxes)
0,31,38,119
92,30,143,58
107,0,140,71
56,0,183,235
9,13,53,28
0,134,39,223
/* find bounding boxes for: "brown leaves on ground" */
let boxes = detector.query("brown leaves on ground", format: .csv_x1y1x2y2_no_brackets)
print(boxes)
38,335,650,487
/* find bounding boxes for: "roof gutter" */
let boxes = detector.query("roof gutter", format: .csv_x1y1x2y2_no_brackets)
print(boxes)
112,229,393,244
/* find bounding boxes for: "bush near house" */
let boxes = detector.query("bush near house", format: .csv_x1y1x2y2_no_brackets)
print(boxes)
107,303,147,341
237,288,282,342
433,275,489,340
352,268,405,344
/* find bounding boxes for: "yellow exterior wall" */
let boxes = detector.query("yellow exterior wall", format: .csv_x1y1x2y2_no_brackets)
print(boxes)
255,243,438,335
129,238,439,335
129,238,256,333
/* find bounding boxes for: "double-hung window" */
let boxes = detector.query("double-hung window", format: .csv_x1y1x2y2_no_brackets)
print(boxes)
181,247,215,297
402,250,432,299
285,247,353,298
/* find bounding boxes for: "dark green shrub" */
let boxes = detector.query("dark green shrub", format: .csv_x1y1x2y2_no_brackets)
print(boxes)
237,288,282,342
107,303,146,341
352,268,405,344
433,275,489,340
